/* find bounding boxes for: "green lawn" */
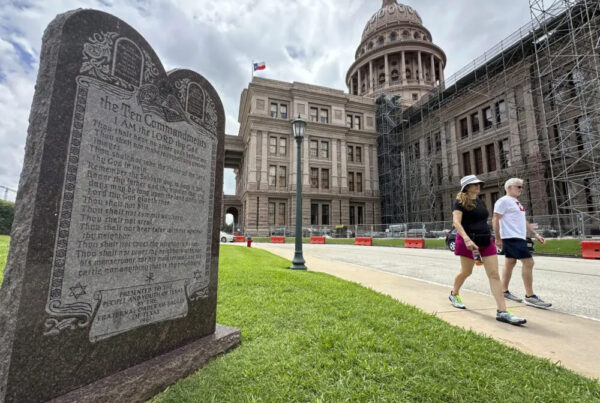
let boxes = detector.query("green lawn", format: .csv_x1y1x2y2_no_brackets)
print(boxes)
150,246,600,402
534,239,582,256
0,235,8,285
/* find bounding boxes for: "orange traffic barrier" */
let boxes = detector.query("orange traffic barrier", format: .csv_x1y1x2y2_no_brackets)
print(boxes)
270,236,285,243
310,236,326,244
581,241,600,259
355,237,373,246
234,235,246,242
405,238,425,248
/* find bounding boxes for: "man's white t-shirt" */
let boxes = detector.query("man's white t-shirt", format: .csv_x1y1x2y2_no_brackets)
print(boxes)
494,195,527,239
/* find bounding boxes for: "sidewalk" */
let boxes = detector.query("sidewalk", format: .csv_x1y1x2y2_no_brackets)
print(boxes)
254,243,600,381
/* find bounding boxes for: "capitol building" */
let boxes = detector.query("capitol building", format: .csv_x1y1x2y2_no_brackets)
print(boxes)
223,0,600,237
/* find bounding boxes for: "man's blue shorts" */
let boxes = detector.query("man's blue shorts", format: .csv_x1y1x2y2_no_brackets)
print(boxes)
502,238,532,259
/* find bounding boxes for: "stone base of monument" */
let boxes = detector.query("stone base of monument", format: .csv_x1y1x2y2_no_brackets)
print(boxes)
49,325,240,403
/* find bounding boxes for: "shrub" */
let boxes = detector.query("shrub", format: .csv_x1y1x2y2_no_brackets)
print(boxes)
0,200,15,235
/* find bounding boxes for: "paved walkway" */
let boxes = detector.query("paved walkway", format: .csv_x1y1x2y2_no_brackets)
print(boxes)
251,243,600,381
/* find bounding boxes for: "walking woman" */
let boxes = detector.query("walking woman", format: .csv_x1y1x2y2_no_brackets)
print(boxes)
449,175,527,325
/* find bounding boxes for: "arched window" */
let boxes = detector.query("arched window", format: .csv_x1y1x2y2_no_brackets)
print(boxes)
378,36,384,45
414,32,421,40
406,68,412,79
367,41,373,49
402,30,409,39
379,73,385,84
390,31,397,41
391,70,399,82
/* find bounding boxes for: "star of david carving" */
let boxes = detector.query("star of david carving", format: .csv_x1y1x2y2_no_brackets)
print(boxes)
69,282,87,299
145,272,155,283
193,270,202,280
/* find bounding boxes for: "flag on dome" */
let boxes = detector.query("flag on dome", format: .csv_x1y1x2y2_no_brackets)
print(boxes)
253,61,266,71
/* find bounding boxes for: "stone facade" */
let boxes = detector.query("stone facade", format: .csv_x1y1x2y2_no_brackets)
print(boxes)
227,78,380,236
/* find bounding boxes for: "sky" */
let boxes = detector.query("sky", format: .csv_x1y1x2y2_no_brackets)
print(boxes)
0,0,533,201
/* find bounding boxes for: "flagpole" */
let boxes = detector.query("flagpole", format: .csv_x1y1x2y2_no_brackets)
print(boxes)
251,60,254,82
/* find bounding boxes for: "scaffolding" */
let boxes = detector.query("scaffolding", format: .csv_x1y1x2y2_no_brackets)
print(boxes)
376,0,600,236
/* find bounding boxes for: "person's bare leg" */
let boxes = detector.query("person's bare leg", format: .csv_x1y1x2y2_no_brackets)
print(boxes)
453,257,474,295
521,258,535,296
502,257,517,292
483,255,507,311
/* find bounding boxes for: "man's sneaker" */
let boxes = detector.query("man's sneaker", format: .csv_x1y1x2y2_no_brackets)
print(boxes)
449,291,466,309
524,295,552,309
503,290,523,303
496,310,527,325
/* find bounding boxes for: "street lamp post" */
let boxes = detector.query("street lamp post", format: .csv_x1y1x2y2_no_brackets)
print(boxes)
290,116,307,270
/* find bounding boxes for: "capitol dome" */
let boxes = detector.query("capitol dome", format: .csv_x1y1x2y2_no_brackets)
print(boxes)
346,0,446,105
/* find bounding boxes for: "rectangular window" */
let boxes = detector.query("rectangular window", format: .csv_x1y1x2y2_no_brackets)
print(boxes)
278,166,286,187
485,144,496,172
280,104,287,119
354,116,361,130
491,192,499,206
412,93,418,101
346,115,353,128
427,136,432,155
347,145,354,162
268,165,277,186
311,167,319,188
321,204,330,225
311,203,319,225
460,118,469,138
310,140,318,158
413,141,420,160
279,137,287,156
357,206,364,225
348,172,354,191
270,103,278,118
574,117,584,153
462,152,471,176
268,202,276,225
320,141,329,159
356,146,362,163
483,106,493,129
320,109,329,124
349,206,355,225
321,169,329,189
356,172,363,192
495,100,506,124
269,136,277,155
309,107,318,122
436,163,443,186
471,112,480,133
434,132,441,153
474,148,483,175
278,203,286,225
498,139,509,169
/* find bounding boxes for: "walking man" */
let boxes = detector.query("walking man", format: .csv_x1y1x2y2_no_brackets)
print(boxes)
492,178,552,308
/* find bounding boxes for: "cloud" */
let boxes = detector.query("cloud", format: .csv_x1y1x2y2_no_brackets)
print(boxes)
0,0,535,198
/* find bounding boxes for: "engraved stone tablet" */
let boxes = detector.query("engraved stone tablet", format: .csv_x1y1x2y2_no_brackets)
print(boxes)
0,9,239,403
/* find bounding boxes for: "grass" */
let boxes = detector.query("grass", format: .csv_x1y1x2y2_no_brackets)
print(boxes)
0,235,8,285
151,246,600,402
534,238,582,256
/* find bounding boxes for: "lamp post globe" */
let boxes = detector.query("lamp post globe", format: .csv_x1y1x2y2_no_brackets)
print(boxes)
290,117,307,270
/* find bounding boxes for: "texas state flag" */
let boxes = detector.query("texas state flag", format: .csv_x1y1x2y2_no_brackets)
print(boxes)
253,61,266,71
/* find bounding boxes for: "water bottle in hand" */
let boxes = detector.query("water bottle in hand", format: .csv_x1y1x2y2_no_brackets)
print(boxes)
472,249,484,266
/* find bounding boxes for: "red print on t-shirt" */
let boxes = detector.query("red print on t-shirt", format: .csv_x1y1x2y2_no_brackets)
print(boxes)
515,201,525,212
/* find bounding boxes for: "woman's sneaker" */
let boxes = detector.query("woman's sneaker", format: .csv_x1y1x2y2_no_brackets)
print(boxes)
449,291,466,309
496,310,527,325
524,295,552,308
503,290,523,302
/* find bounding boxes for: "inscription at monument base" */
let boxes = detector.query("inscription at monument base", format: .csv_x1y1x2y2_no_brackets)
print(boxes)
0,9,239,403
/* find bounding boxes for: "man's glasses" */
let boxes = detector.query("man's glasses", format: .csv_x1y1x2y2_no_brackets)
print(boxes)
515,186,523,189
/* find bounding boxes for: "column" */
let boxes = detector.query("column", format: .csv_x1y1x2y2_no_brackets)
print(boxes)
364,144,371,193
418,51,423,84
401,51,406,84
260,132,268,189
439,62,445,86
384,54,390,88
357,69,362,95
430,54,435,84
341,139,348,190
369,60,373,91
332,140,339,189
350,77,354,95
248,131,257,186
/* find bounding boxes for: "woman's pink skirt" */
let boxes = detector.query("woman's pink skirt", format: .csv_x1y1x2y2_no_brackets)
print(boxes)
454,234,497,259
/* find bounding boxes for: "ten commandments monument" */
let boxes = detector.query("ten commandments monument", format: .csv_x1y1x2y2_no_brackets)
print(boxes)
0,9,240,402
